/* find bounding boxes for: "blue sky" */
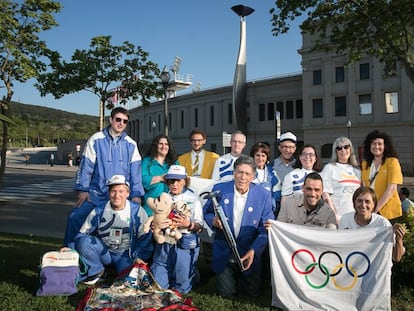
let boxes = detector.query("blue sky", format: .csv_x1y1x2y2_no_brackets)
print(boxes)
13,0,303,116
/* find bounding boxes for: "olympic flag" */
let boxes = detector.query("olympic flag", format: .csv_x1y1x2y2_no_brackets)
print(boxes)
268,220,394,310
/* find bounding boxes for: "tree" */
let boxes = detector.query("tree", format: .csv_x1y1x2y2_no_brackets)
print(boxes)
270,0,414,84
36,36,162,130
0,0,61,180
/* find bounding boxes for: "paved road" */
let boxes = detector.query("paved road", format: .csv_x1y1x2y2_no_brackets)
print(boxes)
1,149,78,240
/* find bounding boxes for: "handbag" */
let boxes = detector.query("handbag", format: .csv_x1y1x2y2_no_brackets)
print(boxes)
36,250,80,296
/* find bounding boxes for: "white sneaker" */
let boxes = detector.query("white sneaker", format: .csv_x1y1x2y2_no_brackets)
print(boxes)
83,271,105,285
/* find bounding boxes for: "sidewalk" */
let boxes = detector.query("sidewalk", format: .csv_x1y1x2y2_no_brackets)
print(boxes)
7,162,78,173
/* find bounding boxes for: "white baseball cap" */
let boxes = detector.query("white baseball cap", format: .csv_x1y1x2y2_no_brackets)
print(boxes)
279,132,297,143
165,165,187,180
106,175,130,187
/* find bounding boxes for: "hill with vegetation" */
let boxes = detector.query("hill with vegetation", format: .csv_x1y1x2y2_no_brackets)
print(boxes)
3,102,99,147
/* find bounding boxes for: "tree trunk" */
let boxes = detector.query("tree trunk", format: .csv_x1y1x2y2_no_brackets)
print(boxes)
99,99,105,130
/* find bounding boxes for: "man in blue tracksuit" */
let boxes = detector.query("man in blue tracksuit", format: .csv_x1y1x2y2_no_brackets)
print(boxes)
72,175,153,285
63,107,144,247
204,155,274,297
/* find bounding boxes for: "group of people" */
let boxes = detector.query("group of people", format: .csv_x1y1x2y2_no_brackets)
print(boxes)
60,107,408,300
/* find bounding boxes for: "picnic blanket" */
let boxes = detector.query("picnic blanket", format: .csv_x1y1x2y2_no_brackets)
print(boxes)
77,263,199,311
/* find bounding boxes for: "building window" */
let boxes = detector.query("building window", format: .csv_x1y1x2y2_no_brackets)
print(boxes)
286,100,294,119
359,94,372,115
335,66,345,82
259,104,265,121
276,101,284,119
296,99,303,118
228,103,233,124
385,91,399,113
180,110,184,129
210,143,217,153
312,98,323,118
334,96,347,117
210,105,214,126
267,102,274,121
321,144,333,158
313,69,322,85
360,63,370,80
149,116,153,132
194,108,198,127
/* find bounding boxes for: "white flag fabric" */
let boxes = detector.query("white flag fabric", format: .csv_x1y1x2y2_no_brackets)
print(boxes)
268,220,394,311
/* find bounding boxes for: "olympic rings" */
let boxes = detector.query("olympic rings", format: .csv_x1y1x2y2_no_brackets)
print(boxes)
346,251,370,277
291,249,371,290
305,263,330,289
318,251,343,276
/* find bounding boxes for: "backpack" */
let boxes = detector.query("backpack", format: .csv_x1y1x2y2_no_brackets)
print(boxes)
36,250,80,296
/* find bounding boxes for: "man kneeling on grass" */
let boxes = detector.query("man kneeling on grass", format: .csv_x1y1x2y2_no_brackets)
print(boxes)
63,175,153,285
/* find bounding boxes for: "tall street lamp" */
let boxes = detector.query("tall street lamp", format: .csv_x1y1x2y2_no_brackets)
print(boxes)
160,66,170,136
347,120,352,138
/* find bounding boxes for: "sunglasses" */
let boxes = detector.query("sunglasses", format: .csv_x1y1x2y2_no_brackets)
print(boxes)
114,117,128,124
336,144,350,151
166,179,181,185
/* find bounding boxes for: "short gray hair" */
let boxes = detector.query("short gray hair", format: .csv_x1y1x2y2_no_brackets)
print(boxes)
233,155,256,173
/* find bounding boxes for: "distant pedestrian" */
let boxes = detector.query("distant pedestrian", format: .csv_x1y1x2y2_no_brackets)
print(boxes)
24,154,30,166
49,153,55,167
67,153,74,167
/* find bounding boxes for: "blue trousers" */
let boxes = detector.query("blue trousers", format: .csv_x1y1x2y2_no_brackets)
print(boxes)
63,200,96,248
151,242,200,294
75,235,132,279
216,261,262,297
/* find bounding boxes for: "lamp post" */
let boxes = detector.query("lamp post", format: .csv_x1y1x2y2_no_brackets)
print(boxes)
160,66,170,136
347,120,352,138
151,121,157,139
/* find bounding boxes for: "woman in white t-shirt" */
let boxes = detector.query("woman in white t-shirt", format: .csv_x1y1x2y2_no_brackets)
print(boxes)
339,186,406,262
321,137,361,221
281,145,322,207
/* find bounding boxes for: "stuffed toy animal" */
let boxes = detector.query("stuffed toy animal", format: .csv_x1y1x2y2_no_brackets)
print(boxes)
164,201,193,237
173,201,192,219
143,193,182,244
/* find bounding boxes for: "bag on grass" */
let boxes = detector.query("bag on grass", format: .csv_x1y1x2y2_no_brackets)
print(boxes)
36,250,80,296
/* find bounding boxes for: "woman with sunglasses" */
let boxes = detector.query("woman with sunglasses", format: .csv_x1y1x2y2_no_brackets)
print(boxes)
141,134,178,215
320,137,361,221
361,129,403,220
280,144,322,207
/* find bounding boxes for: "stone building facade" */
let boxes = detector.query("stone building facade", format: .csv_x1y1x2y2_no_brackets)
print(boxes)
128,34,414,175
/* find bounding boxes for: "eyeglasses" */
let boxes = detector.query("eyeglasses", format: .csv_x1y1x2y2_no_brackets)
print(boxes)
166,179,181,185
336,144,350,151
230,140,245,144
114,117,128,124
301,153,316,158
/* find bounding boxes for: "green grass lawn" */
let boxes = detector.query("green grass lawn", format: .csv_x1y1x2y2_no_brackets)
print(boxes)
0,233,274,311
0,232,413,311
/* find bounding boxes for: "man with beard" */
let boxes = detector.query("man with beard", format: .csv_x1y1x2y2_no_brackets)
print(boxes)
277,172,337,229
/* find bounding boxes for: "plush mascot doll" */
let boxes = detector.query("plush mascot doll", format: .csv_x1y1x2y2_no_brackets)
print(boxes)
143,193,182,244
